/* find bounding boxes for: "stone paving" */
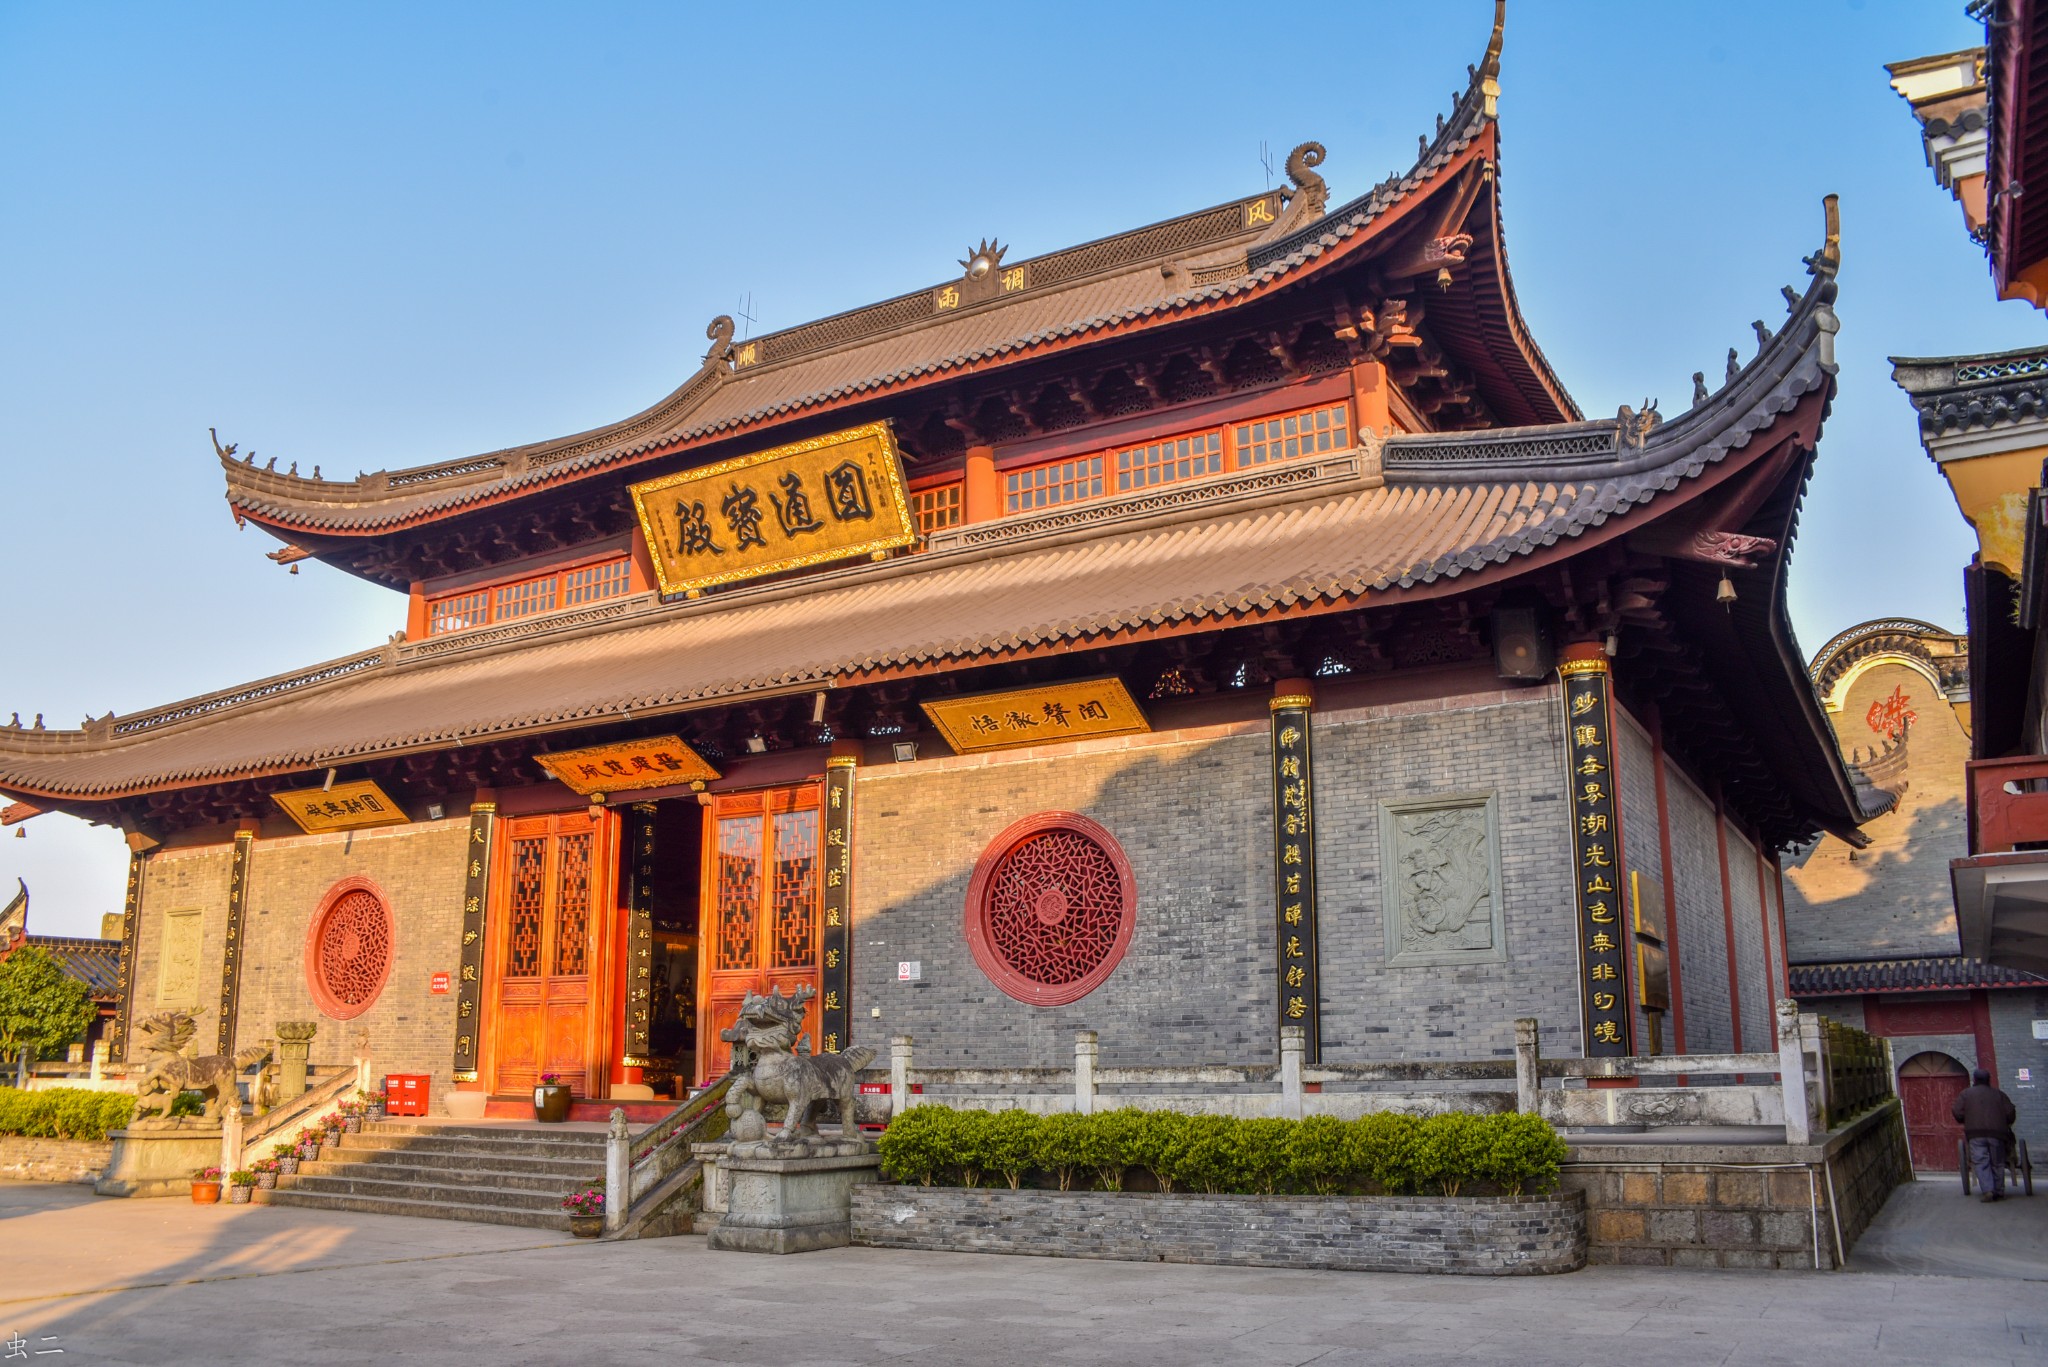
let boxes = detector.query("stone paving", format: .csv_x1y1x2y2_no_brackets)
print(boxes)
3,1179,2045,1366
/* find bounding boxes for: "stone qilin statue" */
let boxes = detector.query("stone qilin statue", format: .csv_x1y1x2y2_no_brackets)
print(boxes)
128,1010,270,1130
719,984,873,1152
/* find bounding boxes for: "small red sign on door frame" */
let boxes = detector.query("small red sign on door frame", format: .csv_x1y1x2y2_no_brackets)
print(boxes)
429,972,451,995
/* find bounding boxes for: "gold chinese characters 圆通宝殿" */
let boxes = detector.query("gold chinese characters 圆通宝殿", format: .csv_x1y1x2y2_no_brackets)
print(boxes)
922,678,1150,755
627,421,917,597
535,735,720,796
271,779,411,834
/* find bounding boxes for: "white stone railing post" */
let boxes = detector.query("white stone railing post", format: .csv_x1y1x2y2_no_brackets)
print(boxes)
89,1040,107,1084
1279,1026,1305,1120
221,1101,243,1178
604,1107,630,1235
890,1036,914,1115
1073,1031,1098,1116
1777,999,1812,1145
1514,1018,1542,1115
1798,1009,1829,1135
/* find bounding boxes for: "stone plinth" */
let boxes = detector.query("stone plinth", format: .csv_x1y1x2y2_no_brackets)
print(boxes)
96,1127,224,1198
706,1139,881,1254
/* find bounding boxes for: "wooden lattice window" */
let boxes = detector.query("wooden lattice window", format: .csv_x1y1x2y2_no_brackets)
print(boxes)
910,482,964,536
1005,455,1104,513
506,838,546,978
303,878,396,1020
770,810,820,969
964,812,1136,1007
1115,429,1222,492
552,832,592,976
1236,401,1350,466
428,590,489,635
714,815,765,972
425,554,633,636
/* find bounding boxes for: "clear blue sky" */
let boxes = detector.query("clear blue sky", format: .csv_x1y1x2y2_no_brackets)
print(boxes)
1,2,2034,936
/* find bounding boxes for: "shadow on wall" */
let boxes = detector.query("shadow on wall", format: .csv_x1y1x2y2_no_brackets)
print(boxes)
1783,793,1965,958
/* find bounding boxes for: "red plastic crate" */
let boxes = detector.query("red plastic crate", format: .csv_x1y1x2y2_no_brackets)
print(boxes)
385,1073,430,1117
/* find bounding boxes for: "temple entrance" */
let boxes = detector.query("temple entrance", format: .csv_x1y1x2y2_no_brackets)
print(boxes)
1899,1051,1970,1172
484,810,618,1097
697,784,823,1083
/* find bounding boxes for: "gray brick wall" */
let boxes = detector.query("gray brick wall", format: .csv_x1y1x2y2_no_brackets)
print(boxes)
1991,990,2048,1149
1616,709,1667,1052
131,823,470,1100
1724,824,1772,1050
1664,770,1732,1053
849,689,1584,1068
131,845,236,1051
236,821,470,1101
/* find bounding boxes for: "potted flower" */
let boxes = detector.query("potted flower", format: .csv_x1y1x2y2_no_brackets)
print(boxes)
339,1099,366,1134
272,1141,299,1176
363,1088,388,1122
295,1125,324,1161
191,1166,222,1204
253,1158,280,1190
561,1182,605,1238
321,1112,345,1146
533,1072,572,1124
227,1170,257,1203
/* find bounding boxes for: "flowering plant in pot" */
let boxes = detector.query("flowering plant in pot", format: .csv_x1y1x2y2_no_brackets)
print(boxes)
339,1099,366,1134
227,1170,257,1203
295,1125,325,1160
252,1158,280,1190
533,1072,572,1124
561,1182,605,1237
191,1166,223,1204
272,1141,300,1175
361,1087,388,1121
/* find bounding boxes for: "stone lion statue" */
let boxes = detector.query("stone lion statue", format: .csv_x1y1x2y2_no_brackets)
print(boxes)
128,1010,270,1129
719,985,873,1149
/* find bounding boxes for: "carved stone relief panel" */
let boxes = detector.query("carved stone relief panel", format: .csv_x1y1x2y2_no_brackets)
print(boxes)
1379,793,1506,968
157,909,205,1008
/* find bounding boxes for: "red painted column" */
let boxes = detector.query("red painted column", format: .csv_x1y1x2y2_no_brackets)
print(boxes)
1772,858,1794,1011
1712,786,1744,1054
1646,705,1688,1053
963,445,1002,523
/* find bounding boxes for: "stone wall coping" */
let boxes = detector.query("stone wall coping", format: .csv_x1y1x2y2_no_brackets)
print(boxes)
1564,1099,1901,1168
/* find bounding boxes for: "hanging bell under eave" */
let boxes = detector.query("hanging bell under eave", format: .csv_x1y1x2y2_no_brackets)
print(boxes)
1716,574,1737,608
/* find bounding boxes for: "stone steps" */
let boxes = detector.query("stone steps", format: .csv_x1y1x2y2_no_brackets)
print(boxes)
260,1120,618,1231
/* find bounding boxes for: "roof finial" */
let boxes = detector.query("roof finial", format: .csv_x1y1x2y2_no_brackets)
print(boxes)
1284,142,1328,220
705,314,736,366
1803,193,1841,276
1476,0,1506,116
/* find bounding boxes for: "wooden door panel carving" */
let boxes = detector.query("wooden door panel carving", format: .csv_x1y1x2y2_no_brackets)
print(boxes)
697,785,823,1083
485,811,616,1097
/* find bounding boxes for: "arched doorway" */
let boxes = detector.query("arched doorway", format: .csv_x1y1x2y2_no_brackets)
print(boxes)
1899,1051,1969,1172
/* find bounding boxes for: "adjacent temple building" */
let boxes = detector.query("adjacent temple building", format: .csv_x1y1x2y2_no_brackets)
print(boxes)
0,10,1878,1115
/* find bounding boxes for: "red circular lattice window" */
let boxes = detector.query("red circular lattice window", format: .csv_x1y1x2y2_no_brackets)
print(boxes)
303,877,396,1020
964,813,1136,1007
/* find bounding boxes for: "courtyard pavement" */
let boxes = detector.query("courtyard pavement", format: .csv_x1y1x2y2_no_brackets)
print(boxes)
3,1178,2045,1366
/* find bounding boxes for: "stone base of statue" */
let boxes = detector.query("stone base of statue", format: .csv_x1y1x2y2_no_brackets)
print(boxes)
96,1126,225,1198
705,1136,881,1254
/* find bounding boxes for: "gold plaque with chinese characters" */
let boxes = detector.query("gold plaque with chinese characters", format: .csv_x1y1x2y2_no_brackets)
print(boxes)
535,735,720,796
628,421,916,597
271,779,410,834
922,678,1150,755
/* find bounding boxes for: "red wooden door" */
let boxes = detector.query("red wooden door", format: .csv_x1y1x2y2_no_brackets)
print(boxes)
1899,1052,1969,1171
486,811,616,1097
696,785,822,1083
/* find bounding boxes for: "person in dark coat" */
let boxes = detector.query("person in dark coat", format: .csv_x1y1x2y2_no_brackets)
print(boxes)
1953,1068,2019,1201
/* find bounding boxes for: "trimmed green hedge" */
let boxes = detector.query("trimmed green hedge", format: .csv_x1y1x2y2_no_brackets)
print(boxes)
0,1087,136,1142
878,1106,1568,1198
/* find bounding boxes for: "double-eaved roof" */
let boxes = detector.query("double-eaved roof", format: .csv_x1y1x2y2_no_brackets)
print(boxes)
219,3,1573,558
